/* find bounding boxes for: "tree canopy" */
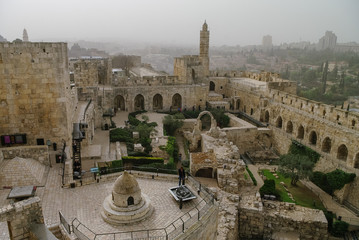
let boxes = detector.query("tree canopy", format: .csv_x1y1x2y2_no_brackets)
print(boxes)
278,153,315,186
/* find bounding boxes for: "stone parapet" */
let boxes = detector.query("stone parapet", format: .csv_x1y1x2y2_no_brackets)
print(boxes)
0,145,49,166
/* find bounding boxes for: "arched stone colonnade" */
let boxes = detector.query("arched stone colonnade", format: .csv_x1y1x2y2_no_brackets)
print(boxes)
264,109,359,169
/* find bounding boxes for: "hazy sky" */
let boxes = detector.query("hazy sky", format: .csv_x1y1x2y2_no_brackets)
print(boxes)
1,0,358,46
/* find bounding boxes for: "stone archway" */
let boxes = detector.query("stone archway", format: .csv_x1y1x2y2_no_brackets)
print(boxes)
309,131,317,145
195,168,215,178
172,93,182,110
127,196,134,206
134,94,145,111
337,144,348,161
264,110,269,123
209,81,215,91
354,153,359,169
200,114,211,131
114,95,125,112
153,94,163,110
286,121,293,134
321,137,331,153
297,125,304,139
192,69,196,80
236,99,241,110
196,111,217,132
276,116,283,129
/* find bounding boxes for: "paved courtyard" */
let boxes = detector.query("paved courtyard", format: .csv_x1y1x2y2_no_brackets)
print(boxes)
0,164,205,239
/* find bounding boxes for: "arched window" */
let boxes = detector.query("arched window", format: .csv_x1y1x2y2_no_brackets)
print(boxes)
276,116,283,129
153,94,163,110
264,111,270,123
337,144,348,161
134,94,144,111
127,196,134,206
309,131,317,145
321,137,331,153
209,81,215,91
354,153,359,169
115,95,125,112
236,99,241,110
286,121,293,134
192,69,196,80
297,125,304,139
172,93,182,110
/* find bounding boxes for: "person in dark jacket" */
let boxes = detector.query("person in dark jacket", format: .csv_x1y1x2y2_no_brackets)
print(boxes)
178,166,186,186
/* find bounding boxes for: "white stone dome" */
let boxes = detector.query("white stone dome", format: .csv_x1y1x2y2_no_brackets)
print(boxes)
113,171,140,195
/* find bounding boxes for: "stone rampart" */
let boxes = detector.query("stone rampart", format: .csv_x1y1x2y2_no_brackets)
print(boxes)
0,145,49,166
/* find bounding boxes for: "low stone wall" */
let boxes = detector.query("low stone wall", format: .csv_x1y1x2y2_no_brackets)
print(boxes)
0,145,50,166
181,119,196,132
239,194,329,240
0,197,44,240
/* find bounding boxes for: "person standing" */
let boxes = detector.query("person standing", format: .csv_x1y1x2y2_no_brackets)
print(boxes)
178,166,185,186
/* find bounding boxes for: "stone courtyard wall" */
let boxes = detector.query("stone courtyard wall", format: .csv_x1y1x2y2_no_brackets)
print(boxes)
0,42,72,146
0,145,50,166
239,194,329,240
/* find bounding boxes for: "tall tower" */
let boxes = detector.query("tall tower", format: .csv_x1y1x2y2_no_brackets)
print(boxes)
200,21,210,77
23,29,29,42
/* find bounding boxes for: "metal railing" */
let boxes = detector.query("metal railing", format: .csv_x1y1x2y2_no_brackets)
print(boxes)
60,173,216,240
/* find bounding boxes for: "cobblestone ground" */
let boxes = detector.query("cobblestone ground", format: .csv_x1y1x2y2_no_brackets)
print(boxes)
0,164,203,239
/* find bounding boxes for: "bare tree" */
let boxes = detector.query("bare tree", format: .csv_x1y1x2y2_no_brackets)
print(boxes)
112,55,135,77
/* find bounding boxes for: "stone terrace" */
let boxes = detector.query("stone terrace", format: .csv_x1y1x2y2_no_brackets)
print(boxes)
0,164,205,239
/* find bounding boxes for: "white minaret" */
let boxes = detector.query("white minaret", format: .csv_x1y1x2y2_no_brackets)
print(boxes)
23,29,29,42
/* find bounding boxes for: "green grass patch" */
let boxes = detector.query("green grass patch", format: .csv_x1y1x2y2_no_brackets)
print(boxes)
262,169,325,210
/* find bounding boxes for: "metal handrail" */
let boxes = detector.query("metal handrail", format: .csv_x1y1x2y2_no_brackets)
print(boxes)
59,171,216,239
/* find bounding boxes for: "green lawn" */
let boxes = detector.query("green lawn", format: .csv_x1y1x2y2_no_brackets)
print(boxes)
262,169,325,211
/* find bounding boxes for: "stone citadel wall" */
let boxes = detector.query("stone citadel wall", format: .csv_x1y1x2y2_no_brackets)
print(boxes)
0,42,72,146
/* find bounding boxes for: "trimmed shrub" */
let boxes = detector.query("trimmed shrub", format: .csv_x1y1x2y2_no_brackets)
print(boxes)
128,115,141,126
327,169,356,191
311,169,356,195
122,156,164,166
331,220,349,237
109,128,133,143
290,140,320,163
133,162,177,175
98,160,123,175
259,179,277,196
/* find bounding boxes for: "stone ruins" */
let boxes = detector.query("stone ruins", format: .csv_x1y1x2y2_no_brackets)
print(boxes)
0,22,358,239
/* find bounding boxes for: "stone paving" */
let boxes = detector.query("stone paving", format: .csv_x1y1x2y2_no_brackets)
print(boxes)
0,163,204,239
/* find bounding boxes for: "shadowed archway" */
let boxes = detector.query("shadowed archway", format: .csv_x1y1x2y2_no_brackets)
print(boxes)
134,94,145,111
153,94,163,110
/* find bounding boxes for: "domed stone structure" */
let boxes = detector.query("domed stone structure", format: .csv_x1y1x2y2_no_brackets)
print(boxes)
101,171,153,224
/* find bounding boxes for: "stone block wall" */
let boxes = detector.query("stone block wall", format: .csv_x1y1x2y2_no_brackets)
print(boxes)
106,84,208,113
239,194,329,240
69,58,112,87
223,127,261,154
0,42,72,146
0,197,44,240
0,145,49,166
